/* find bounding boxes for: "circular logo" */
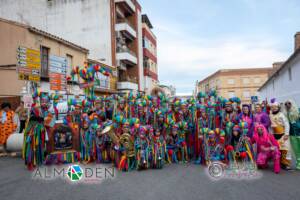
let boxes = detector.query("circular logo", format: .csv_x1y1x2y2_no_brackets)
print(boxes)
208,162,224,179
67,165,83,182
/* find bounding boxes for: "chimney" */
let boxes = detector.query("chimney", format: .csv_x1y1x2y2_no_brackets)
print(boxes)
295,32,300,51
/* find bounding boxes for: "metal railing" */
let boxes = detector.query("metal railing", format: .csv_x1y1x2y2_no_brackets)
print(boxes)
116,18,136,30
116,47,137,57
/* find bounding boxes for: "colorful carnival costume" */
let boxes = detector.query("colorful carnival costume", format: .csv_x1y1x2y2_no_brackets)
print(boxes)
0,107,17,145
118,125,135,171
239,104,254,138
23,103,48,170
177,121,189,162
284,99,300,170
252,124,280,174
205,129,225,164
226,125,255,168
254,104,271,130
151,129,165,169
269,100,291,169
135,126,150,169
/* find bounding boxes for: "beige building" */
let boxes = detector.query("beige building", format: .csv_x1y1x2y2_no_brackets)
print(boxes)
197,68,274,104
0,18,89,102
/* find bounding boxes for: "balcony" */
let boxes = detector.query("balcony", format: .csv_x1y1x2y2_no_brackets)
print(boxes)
115,0,135,15
116,48,137,65
117,81,138,91
144,68,158,81
115,19,137,40
143,48,157,63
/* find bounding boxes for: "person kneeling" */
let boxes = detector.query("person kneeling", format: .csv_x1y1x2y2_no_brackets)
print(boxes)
252,124,280,174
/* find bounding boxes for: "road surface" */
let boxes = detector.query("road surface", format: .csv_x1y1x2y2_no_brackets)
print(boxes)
0,157,299,200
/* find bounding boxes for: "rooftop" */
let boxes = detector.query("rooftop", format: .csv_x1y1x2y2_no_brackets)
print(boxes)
198,67,273,85
142,14,153,29
259,45,300,91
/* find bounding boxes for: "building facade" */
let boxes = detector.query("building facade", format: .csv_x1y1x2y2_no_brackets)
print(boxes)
259,32,300,106
0,0,148,93
0,18,88,98
142,14,158,95
115,0,144,93
197,68,274,104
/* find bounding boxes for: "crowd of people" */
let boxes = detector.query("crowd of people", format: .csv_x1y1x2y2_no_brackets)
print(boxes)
1,89,300,174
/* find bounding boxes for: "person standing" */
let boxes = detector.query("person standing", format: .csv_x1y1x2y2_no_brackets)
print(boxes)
284,99,300,170
15,101,27,133
239,104,254,137
254,103,271,131
269,100,291,170
0,102,17,153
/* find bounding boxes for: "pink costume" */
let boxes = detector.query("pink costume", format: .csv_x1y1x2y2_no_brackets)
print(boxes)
252,124,281,174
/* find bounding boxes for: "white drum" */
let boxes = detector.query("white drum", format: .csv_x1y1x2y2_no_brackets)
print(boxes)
6,133,24,152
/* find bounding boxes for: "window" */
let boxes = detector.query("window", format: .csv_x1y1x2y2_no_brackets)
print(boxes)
243,77,250,84
228,91,235,98
243,90,250,98
254,77,261,84
66,54,73,76
227,78,235,84
288,67,292,81
40,46,49,77
143,38,151,49
96,72,110,89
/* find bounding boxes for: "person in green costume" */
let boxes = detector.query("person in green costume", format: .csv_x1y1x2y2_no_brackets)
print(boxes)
284,99,300,170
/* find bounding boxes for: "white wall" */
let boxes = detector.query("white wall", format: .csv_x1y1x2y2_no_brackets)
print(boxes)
0,0,113,65
259,53,300,106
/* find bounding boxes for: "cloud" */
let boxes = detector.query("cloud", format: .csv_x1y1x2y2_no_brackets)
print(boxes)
156,22,290,94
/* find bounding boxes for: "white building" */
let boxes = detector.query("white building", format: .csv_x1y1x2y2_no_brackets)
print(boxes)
259,32,300,106
0,0,145,93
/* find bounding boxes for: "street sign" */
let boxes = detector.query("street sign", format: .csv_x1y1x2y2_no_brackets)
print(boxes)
251,96,258,103
49,55,67,91
16,46,41,82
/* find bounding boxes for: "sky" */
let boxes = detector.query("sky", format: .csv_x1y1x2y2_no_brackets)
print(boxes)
139,0,300,95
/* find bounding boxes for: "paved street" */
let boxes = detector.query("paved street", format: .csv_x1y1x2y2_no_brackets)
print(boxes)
1,157,300,200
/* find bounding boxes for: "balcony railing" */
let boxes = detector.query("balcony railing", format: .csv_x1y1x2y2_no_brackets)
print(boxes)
144,68,158,81
116,18,135,30
115,0,135,14
118,75,138,84
115,20,137,39
95,78,117,91
116,47,138,65
116,47,136,57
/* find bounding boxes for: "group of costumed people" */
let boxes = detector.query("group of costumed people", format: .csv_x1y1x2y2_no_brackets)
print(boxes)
21,87,300,174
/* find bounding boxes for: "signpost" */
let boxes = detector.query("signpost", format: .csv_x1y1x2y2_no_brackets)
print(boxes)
16,46,41,82
49,55,67,91
251,96,258,104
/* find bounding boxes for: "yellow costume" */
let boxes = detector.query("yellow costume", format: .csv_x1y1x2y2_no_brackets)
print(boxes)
270,111,291,167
